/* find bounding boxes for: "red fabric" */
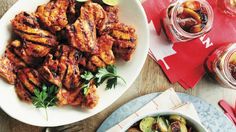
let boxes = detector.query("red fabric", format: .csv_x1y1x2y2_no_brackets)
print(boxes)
143,0,236,89
142,0,171,34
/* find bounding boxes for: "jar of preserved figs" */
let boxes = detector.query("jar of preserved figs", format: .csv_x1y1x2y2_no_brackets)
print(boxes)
217,0,236,17
161,0,214,43
206,43,236,89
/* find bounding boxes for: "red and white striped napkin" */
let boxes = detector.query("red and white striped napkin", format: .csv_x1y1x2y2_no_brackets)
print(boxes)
143,0,236,89
107,88,201,132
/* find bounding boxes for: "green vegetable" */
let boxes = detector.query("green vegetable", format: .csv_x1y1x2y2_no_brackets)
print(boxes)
156,117,168,131
102,0,119,6
169,115,187,125
139,117,155,132
32,84,58,120
95,65,126,90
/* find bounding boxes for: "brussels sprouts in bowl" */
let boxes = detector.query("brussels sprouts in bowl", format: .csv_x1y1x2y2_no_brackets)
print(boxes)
124,111,207,132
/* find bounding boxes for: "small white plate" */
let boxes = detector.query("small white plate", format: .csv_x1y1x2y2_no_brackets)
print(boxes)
0,0,149,127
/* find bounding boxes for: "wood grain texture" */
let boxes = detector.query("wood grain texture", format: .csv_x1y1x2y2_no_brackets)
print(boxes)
0,0,235,132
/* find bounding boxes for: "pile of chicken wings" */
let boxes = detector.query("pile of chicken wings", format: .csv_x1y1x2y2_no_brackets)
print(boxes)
0,0,137,109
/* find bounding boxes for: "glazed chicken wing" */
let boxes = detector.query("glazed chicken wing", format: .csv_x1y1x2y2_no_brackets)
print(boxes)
75,35,115,71
66,2,107,53
57,84,99,109
10,12,58,66
36,0,70,33
15,68,43,102
9,40,46,66
5,48,27,70
17,68,42,94
15,80,32,102
12,12,58,47
111,23,137,61
89,35,115,70
39,45,81,90
38,54,64,88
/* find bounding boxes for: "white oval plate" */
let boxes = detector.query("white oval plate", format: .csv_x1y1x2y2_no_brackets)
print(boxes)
0,0,149,127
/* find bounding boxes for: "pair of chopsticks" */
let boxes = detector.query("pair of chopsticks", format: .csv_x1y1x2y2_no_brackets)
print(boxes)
218,100,236,125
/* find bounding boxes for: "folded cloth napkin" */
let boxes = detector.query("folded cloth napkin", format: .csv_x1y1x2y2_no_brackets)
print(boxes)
107,88,201,132
143,0,236,89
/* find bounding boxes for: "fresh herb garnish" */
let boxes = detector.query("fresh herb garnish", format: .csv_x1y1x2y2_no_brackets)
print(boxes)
32,84,58,120
95,65,126,90
81,71,94,81
80,65,126,94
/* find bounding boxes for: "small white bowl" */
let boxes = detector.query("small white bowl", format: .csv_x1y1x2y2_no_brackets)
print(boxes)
122,110,208,132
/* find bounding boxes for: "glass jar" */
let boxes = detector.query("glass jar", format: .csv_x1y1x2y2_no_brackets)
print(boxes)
206,43,236,89
161,0,214,43
217,0,236,17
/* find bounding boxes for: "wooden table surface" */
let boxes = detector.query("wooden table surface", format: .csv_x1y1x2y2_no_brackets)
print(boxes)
0,0,235,132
